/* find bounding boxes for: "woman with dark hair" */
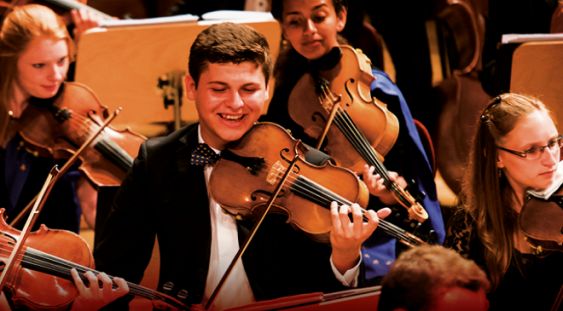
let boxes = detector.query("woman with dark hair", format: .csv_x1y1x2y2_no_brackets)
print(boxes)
265,0,445,284
445,93,563,310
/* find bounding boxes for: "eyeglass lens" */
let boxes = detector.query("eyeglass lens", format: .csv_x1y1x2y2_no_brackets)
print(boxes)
526,136,563,159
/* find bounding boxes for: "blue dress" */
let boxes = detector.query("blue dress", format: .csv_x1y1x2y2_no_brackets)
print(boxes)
1,119,82,234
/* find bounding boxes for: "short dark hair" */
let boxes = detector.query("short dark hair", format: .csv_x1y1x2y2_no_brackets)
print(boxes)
188,22,273,87
378,246,490,311
270,0,348,20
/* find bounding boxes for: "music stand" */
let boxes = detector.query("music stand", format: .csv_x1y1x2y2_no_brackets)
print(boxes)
504,35,563,130
75,14,281,136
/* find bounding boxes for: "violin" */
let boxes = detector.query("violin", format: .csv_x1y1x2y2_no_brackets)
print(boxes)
209,122,425,247
520,178,563,311
520,182,563,255
287,45,428,223
0,208,189,310
16,82,146,187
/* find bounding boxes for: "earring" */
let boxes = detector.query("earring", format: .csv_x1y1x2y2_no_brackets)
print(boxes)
499,169,502,178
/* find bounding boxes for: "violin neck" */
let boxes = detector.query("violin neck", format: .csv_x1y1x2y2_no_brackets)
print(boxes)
50,106,134,172
290,175,425,247
21,247,187,309
94,137,134,171
42,0,113,20
333,109,430,222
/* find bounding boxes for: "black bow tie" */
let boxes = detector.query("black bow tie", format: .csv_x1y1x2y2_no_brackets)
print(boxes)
191,143,220,166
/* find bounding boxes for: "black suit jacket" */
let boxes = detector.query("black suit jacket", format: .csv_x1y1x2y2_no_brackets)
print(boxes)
94,123,349,309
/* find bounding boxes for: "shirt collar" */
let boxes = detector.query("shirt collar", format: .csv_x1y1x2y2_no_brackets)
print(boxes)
197,125,221,155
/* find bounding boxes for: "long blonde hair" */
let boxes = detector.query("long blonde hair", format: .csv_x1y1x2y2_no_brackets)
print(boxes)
0,4,74,106
459,93,548,289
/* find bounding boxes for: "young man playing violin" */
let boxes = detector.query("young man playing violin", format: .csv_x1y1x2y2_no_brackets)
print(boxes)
94,22,387,310
265,0,445,284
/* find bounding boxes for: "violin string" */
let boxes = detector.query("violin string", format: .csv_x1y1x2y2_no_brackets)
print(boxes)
64,112,134,170
332,109,411,207
290,176,422,245
292,177,420,243
65,112,134,166
317,83,400,198
317,85,385,178
228,159,422,245
316,85,411,207
23,249,162,299
257,157,408,215
335,110,408,203
0,245,177,303
258,157,399,211
67,113,134,168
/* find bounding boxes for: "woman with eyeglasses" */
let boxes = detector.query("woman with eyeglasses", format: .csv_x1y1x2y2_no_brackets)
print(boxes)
444,93,563,310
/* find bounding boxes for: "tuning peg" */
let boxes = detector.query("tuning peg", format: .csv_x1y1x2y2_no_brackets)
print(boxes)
416,191,426,202
427,230,438,245
163,282,174,294
177,289,188,300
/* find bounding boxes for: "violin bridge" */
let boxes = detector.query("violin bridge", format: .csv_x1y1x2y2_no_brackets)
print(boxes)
267,161,285,185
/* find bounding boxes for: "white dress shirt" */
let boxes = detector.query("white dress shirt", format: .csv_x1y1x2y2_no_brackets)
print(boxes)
198,126,360,310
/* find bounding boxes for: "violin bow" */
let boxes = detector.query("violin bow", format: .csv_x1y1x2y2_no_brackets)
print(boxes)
8,108,122,227
551,284,563,311
0,166,58,292
204,152,300,310
0,108,121,292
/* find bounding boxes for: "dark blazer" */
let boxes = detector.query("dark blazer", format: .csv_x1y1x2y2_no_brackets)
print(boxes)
94,123,349,309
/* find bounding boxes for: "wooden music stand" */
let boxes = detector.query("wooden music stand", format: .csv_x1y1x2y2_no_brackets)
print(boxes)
75,16,281,137
509,39,563,128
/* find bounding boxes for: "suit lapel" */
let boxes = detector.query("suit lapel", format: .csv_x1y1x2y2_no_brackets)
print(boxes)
173,126,213,293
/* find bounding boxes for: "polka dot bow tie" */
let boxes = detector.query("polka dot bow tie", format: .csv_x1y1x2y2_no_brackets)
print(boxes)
191,143,220,166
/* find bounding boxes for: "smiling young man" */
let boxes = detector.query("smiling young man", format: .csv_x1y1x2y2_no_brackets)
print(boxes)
94,22,386,310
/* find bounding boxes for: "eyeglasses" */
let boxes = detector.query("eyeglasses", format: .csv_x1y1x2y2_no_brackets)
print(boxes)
497,134,563,160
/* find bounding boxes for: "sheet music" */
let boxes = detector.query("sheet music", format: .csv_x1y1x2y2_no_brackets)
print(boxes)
97,11,274,28
502,33,563,44
98,14,198,28
201,10,274,21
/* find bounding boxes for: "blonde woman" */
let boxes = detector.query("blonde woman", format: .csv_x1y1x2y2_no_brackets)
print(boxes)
0,4,127,310
0,4,99,232
445,93,563,310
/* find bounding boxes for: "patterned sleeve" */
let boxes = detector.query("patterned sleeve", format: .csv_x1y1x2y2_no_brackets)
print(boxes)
443,208,476,259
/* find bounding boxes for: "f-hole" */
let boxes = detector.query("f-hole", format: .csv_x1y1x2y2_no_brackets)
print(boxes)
344,78,355,107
